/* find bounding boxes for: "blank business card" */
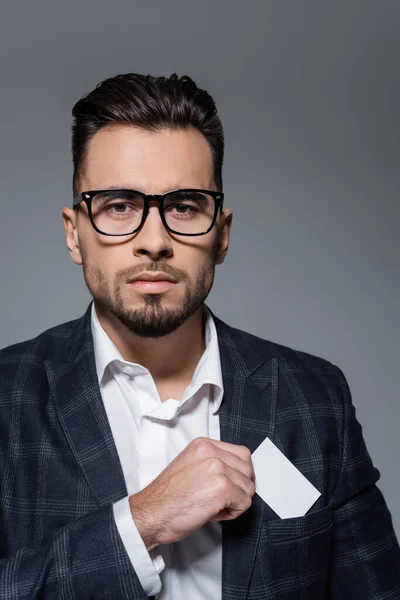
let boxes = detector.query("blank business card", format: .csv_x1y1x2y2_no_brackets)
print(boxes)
251,437,321,519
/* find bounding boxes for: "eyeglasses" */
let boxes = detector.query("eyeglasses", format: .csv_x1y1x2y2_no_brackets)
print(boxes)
72,188,224,237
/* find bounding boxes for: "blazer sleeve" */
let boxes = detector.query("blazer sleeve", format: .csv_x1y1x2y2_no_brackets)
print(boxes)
328,368,400,598
0,504,148,600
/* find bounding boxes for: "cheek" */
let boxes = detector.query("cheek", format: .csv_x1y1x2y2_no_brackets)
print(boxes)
81,239,123,272
190,241,219,282
80,245,114,287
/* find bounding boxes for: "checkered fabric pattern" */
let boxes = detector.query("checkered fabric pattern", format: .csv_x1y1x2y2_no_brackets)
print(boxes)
0,303,399,599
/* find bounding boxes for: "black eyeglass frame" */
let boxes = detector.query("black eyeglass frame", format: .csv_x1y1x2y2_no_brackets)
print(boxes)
72,188,224,237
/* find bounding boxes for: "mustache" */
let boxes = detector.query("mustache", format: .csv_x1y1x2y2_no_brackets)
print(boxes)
115,262,189,284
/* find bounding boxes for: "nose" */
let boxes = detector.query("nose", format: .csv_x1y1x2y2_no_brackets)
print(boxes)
131,204,173,261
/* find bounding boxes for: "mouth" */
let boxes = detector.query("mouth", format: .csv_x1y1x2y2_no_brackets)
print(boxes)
128,280,177,294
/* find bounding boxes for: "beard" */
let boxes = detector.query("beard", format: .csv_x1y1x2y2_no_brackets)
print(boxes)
81,243,219,339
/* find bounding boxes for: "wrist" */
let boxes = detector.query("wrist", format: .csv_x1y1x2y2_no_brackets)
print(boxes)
129,493,159,552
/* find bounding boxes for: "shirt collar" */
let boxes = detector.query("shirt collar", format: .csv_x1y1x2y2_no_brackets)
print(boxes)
91,303,125,383
188,306,224,410
91,303,224,411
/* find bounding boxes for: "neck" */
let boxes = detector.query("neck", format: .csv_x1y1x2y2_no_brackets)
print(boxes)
94,301,206,383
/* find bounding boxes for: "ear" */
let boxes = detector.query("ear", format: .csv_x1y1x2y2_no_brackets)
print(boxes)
215,209,233,265
62,208,83,266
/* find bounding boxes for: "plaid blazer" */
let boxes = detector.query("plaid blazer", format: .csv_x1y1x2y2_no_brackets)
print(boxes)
0,304,399,599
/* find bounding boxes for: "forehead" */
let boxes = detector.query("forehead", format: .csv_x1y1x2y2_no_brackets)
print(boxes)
82,124,215,193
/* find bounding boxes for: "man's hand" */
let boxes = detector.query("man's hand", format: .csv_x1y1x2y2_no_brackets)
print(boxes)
129,437,255,551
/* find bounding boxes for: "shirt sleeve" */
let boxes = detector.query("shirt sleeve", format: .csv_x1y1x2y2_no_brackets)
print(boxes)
113,496,165,596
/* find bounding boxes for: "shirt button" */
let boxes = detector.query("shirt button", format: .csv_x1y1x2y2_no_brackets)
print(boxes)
123,366,133,376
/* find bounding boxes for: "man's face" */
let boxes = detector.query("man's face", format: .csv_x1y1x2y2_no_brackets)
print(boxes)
63,125,232,338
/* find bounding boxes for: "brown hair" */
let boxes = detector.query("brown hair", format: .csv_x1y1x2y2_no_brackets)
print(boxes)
71,73,224,196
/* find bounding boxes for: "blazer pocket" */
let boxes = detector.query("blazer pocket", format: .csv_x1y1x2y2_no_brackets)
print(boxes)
255,505,333,598
265,502,333,543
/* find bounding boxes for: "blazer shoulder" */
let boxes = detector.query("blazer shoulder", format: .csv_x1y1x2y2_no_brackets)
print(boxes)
265,337,338,374
222,319,340,376
0,316,82,370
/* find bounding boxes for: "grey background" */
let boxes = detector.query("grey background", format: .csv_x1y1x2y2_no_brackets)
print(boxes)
0,0,399,534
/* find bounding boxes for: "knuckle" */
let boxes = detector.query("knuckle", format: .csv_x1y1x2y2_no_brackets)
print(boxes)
207,457,224,475
215,475,230,497
243,475,255,491
245,465,254,481
192,438,214,459
239,445,252,461
244,495,253,511
248,480,256,496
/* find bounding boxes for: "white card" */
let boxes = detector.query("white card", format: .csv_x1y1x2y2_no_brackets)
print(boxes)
251,437,321,519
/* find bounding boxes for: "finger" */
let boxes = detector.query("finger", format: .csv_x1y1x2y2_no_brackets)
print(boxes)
210,474,254,522
221,464,256,499
190,438,254,480
212,447,255,482
201,438,252,463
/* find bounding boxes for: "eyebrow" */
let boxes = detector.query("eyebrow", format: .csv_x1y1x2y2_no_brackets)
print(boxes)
94,184,210,194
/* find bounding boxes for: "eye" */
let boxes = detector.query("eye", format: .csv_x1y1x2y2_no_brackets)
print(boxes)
91,191,144,218
172,203,197,213
106,202,131,213
164,202,199,220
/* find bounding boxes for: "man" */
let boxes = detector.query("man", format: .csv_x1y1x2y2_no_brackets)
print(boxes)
0,73,399,600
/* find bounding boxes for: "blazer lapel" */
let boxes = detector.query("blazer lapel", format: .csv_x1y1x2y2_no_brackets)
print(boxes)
45,305,127,507
214,315,279,600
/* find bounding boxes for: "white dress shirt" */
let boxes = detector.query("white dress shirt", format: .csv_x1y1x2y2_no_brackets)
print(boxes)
91,304,224,599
